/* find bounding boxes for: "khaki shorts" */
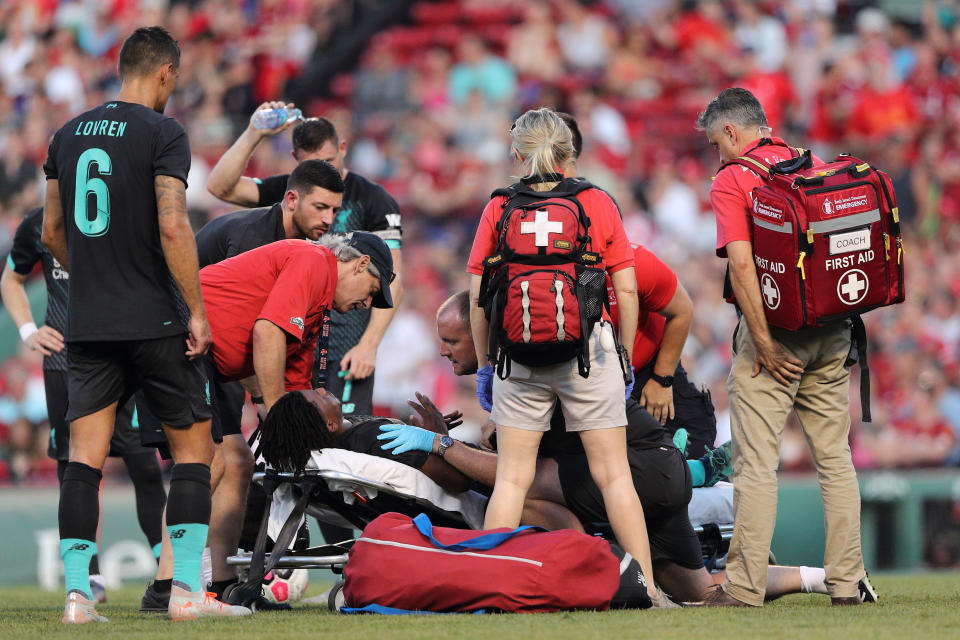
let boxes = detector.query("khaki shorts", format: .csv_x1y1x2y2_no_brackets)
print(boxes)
490,323,627,432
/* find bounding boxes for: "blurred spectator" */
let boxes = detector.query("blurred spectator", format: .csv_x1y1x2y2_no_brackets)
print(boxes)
556,0,615,74
352,44,411,130
447,35,515,105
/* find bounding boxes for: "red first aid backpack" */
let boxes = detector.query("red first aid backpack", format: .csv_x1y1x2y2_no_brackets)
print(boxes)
478,177,609,378
720,139,906,420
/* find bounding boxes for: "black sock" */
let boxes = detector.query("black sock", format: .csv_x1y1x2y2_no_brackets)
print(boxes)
210,578,238,599
123,452,167,549
153,578,172,592
59,462,102,542
166,463,211,527
89,554,100,575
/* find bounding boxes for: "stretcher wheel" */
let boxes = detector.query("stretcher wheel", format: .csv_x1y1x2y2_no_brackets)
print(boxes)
328,580,345,612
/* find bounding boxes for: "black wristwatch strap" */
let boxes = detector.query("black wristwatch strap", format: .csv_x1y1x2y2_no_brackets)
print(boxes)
650,373,674,388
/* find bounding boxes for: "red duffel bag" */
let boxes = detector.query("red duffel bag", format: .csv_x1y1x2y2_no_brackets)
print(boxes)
342,512,622,613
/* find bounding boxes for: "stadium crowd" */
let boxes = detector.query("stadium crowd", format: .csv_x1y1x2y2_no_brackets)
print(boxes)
0,0,959,484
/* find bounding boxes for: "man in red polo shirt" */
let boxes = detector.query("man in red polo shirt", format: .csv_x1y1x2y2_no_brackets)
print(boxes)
201,232,394,410
695,88,874,608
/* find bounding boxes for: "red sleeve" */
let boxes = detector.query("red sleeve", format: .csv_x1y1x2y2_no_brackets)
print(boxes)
633,245,677,311
586,189,633,273
257,248,331,341
466,198,504,275
710,166,753,257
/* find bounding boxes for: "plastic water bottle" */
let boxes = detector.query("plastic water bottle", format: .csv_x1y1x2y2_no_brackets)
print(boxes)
251,107,302,130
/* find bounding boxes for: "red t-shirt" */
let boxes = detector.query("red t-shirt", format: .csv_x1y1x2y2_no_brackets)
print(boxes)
200,240,337,389
608,244,678,369
467,186,634,275
710,137,823,257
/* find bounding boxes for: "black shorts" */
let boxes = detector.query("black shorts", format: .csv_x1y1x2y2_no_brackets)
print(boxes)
557,445,703,570
66,335,211,428
213,379,245,438
44,369,153,460
632,361,717,459
138,357,244,453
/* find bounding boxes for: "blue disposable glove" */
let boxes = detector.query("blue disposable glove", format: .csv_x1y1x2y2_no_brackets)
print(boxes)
624,372,635,399
476,365,494,412
377,423,436,455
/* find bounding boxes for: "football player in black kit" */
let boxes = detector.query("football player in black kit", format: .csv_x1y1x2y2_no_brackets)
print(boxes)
41,27,249,622
1,207,167,604
137,159,344,609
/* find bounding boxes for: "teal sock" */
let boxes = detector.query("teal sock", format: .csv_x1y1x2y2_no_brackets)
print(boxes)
152,542,162,561
168,523,208,592
60,538,97,599
687,460,706,487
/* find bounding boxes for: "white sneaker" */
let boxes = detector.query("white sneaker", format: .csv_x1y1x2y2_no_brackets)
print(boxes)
653,588,681,609
62,590,108,624
168,582,252,621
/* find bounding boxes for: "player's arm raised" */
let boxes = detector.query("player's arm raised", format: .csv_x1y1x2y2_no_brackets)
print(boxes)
156,174,212,358
207,101,295,207
41,180,69,268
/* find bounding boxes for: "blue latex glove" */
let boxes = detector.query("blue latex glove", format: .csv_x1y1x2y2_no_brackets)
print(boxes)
624,372,635,399
476,365,494,412
377,423,437,455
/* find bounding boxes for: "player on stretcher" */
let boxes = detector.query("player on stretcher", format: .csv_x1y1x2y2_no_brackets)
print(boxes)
259,387,833,606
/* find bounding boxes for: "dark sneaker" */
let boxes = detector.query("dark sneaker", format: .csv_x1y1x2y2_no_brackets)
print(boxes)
140,581,170,613
703,440,733,487
222,581,291,611
858,573,879,603
691,584,754,607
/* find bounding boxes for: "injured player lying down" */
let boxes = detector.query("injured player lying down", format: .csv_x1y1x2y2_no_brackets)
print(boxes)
260,388,831,606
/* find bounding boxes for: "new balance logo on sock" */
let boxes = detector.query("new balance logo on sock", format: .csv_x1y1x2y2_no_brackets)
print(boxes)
69,543,90,552
170,529,186,539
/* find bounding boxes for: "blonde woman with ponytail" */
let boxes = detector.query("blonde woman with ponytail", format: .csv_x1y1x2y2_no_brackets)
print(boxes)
466,108,656,601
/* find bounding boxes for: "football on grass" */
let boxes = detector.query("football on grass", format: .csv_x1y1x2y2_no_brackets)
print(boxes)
262,568,309,604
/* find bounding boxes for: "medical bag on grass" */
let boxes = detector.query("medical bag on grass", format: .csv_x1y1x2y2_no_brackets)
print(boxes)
721,140,906,420
342,512,648,613
478,177,609,379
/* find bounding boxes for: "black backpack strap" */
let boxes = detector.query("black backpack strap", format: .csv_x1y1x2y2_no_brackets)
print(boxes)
849,315,871,423
875,170,901,237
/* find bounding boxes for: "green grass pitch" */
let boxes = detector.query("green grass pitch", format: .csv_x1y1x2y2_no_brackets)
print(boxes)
1,573,958,640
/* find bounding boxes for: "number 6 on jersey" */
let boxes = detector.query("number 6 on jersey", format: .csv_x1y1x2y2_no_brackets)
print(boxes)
74,147,111,237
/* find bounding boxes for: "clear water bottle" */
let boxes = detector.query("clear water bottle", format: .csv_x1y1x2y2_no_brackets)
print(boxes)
251,107,302,130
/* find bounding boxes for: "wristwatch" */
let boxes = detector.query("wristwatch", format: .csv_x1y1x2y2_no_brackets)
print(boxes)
437,435,455,458
650,373,674,388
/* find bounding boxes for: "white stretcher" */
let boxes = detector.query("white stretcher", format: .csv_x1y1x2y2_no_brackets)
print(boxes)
227,448,735,573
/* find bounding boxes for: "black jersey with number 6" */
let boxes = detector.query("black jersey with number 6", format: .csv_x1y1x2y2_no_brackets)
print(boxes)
43,101,191,342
